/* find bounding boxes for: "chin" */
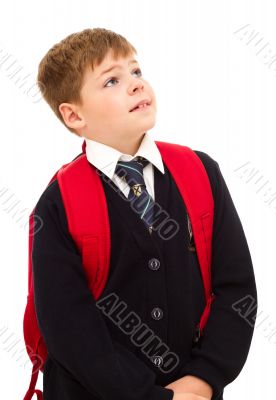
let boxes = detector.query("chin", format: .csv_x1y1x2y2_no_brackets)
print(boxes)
140,116,156,131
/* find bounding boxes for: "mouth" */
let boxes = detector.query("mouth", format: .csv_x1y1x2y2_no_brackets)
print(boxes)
130,104,151,113
129,100,151,112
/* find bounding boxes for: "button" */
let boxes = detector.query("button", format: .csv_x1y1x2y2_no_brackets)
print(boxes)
148,258,160,271
151,307,163,320
148,225,153,234
151,355,163,366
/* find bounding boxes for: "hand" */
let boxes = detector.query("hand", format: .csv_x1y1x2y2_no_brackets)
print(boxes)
172,393,210,400
166,375,213,399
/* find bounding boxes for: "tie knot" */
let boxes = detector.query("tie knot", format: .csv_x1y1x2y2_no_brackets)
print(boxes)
114,156,149,187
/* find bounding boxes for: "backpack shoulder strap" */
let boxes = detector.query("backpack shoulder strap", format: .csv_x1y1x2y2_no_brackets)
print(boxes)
56,153,111,301
29,148,110,301
155,140,216,342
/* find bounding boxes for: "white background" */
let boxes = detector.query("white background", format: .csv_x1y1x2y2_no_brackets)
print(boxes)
0,0,274,398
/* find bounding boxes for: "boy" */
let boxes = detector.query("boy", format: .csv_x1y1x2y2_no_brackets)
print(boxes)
32,27,257,400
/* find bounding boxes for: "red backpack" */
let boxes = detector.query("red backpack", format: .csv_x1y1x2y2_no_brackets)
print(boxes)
22,139,215,400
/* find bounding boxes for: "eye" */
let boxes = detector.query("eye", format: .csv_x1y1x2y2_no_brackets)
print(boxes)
132,68,142,77
104,68,142,88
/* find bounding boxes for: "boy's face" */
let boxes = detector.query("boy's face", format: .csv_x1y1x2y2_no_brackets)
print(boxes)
59,50,157,147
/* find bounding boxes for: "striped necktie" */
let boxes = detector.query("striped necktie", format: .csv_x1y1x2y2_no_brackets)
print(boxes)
114,156,155,234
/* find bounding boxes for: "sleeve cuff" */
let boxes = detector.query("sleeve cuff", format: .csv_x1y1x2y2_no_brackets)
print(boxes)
180,358,225,400
150,386,174,400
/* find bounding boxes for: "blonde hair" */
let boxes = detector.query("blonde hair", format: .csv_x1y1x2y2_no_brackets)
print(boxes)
37,28,137,135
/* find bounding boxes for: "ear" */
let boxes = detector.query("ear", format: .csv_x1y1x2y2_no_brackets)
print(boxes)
59,103,86,130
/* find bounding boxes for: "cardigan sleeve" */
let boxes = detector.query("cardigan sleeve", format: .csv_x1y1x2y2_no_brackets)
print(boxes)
32,180,174,400
179,151,258,400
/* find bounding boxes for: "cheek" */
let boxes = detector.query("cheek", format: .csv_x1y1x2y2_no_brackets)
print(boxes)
83,97,108,119
84,100,127,127
103,98,126,117
149,87,157,104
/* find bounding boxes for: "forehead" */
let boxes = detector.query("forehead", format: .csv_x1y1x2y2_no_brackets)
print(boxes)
95,52,138,74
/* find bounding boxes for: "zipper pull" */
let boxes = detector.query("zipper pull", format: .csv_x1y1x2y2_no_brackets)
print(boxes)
187,214,196,252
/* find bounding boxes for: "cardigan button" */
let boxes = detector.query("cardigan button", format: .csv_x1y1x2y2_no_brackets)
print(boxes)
151,355,163,367
151,307,163,320
148,258,160,271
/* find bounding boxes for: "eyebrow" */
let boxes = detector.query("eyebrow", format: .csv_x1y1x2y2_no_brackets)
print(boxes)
97,59,139,79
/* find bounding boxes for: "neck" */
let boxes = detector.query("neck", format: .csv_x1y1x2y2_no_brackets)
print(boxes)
83,132,146,156
107,132,146,156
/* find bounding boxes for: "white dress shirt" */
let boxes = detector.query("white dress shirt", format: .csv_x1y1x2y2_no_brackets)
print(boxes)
84,132,165,200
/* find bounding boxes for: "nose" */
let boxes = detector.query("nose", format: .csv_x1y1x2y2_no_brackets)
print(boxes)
129,77,144,93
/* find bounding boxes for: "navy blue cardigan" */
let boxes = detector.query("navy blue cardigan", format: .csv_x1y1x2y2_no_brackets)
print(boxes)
32,150,258,400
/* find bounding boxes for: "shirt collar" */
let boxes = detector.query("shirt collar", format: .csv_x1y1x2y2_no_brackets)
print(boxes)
85,132,165,180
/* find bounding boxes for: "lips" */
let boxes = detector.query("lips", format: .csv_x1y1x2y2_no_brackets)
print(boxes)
129,99,151,112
